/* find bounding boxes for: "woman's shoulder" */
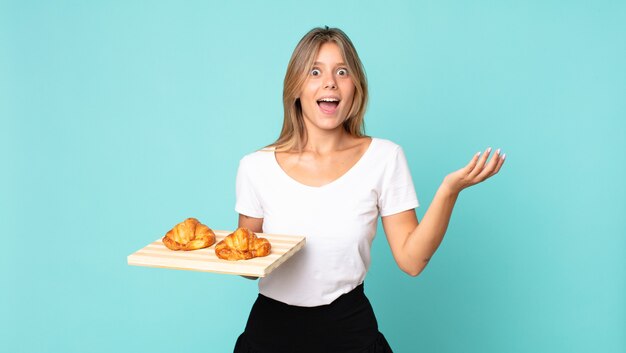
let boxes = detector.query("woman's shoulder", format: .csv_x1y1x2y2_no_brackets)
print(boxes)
370,137,403,153
239,146,275,167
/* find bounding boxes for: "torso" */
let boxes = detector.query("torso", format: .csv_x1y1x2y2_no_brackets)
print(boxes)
235,137,419,306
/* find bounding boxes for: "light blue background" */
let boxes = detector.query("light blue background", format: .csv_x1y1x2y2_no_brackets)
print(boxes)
2,1,624,352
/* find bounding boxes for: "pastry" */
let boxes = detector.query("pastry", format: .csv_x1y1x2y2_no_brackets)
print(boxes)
215,227,271,260
162,218,216,251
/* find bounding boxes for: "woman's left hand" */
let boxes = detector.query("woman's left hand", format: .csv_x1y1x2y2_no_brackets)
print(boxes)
442,147,506,194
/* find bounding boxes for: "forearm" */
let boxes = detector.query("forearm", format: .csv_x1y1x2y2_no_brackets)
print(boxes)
404,183,459,274
386,147,504,276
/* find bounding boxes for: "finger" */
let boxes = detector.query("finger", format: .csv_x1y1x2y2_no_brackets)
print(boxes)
476,148,501,180
462,151,482,175
491,152,506,175
468,147,491,178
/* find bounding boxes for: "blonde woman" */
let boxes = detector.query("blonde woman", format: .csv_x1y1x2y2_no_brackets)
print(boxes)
233,27,505,353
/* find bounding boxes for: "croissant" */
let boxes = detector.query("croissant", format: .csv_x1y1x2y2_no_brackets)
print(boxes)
162,218,216,251
215,227,271,261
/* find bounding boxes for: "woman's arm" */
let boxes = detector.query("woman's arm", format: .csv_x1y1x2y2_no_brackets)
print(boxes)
239,214,264,233
382,147,505,276
238,214,264,280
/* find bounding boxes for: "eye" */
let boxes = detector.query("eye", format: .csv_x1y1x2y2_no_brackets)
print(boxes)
337,68,348,76
310,68,321,76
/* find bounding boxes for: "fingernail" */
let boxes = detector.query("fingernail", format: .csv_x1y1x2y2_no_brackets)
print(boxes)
501,153,506,160
486,147,492,153
496,148,501,155
476,151,481,157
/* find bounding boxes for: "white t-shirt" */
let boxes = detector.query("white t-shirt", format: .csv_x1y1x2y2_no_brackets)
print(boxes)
235,138,419,307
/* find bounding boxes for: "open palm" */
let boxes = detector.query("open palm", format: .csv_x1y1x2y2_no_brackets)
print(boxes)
443,147,506,193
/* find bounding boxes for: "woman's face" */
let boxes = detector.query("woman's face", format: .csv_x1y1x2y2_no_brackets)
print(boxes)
298,42,356,135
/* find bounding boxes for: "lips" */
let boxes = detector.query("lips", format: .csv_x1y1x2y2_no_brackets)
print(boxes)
316,97,340,114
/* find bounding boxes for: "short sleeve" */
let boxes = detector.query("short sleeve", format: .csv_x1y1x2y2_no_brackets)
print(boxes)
378,146,419,217
235,156,264,218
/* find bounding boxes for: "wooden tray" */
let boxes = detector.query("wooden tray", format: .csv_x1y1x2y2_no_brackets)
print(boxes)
127,230,306,277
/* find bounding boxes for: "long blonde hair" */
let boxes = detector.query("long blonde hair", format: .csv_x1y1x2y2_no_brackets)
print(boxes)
270,27,369,152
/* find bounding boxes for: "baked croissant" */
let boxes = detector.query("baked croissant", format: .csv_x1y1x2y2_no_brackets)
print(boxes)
162,218,216,251
215,227,271,261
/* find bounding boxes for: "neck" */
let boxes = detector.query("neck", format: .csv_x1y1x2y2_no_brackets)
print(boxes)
302,127,352,155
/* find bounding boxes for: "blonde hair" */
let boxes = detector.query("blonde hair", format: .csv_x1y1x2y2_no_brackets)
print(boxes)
270,27,369,152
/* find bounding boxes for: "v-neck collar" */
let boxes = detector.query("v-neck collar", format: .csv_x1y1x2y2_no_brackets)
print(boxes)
271,137,376,190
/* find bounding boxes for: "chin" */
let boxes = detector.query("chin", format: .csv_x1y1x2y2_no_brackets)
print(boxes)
314,117,346,131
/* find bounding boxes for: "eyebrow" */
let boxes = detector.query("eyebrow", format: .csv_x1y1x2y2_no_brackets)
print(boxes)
313,61,348,67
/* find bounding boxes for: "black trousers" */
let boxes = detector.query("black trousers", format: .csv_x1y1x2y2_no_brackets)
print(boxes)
234,283,393,353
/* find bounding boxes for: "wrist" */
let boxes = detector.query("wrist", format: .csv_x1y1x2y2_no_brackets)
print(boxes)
440,178,462,198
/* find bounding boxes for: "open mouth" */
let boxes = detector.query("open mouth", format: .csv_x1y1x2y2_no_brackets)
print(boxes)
317,97,340,114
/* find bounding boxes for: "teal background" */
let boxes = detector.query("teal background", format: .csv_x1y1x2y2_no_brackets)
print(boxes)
2,1,624,352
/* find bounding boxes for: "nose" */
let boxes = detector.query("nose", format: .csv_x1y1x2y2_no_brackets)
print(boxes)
324,74,337,89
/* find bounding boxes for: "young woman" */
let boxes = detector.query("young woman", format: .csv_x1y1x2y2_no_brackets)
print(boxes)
233,27,505,353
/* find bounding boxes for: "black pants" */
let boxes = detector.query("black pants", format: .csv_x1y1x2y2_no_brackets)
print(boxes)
234,283,393,353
